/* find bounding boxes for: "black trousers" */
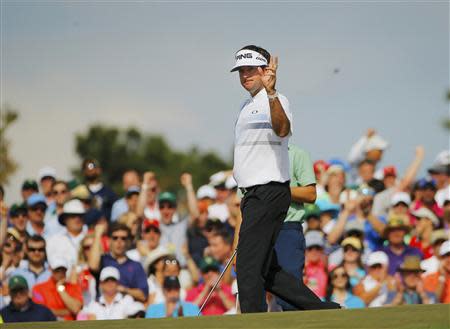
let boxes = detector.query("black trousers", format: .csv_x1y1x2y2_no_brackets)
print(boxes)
236,181,340,313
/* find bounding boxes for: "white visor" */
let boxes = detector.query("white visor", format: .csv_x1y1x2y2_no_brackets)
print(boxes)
230,49,268,72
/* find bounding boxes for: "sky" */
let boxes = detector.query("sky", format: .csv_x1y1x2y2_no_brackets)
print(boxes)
2,1,449,203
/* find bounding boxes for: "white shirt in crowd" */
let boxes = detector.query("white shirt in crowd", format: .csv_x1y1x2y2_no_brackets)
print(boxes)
362,275,389,307
46,226,87,268
83,293,144,320
233,88,293,188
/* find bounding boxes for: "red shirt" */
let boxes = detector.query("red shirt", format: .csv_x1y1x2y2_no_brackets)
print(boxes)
32,277,83,321
409,236,433,259
186,283,234,315
304,261,327,299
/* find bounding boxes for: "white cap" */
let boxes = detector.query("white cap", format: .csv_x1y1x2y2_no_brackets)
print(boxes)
209,171,227,187
411,207,440,228
367,251,389,267
230,49,268,72
439,241,450,256
390,192,411,207
434,150,450,166
365,135,389,152
225,176,237,190
305,230,325,248
38,166,56,181
62,199,86,216
49,257,69,270
100,266,120,281
196,185,217,200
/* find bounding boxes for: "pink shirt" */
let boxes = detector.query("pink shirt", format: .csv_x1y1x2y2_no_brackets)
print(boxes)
304,261,328,298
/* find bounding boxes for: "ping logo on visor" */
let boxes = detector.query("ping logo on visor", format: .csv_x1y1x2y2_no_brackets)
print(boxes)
230,49,268,72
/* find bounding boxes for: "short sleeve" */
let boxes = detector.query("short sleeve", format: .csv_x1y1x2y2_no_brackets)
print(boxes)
298,149,316,187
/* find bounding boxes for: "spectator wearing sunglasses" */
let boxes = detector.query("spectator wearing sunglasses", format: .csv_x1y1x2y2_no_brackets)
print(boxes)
88,222,148,303
11,235,51,291
26,194,51,239
8,204,29,244
128,219,161,265
158,192,189,267
44,180,70,237
325,265,364,309
338,237,366,288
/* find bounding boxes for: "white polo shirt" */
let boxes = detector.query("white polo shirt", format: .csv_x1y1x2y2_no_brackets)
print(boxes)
233,88,293,188
83,293,144,320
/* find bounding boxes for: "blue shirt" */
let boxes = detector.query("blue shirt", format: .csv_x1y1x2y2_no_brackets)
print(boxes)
347,215,387,252
145,301,200,318
111,198,128,222
100,254,149,297
11,262,51,291
331,292,365,309
1,300,56,323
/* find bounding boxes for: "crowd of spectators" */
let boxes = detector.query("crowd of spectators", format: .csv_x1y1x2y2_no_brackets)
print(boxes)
0,129,449,323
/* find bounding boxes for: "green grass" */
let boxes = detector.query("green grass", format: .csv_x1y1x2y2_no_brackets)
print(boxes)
4,304,450,329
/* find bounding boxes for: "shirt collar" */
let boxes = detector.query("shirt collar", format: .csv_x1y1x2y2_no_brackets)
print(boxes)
250,88,267,102
99,292,123,305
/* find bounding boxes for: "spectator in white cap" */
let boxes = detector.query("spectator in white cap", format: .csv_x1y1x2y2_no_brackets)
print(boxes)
37,166,56,204
208,171,231,223
428,150,450,207
409,207,441,259
304,231,327,299
46,199,87,269
81,266,144,320
354,251,396,307
32,257,83,321
348,129,389,167
424,240,450,303
421,230,449,275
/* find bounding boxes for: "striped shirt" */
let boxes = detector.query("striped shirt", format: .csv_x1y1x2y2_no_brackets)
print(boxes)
233,88,293,188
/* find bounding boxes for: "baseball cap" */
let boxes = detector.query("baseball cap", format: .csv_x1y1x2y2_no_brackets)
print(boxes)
209,171,227,189
196,185,217,200
143,218,160,232
383,166,397,177
367,251,389,267
341,237,362,250
8,275,28,291
199,256,221,273
313,160,330,176
21,179,38,191
316,199,340,217
125,185,140,198
100,266,120,282
230,48,268,72
305,230,325,249
390,192,411,207
430,230,448,245
384,215,411,236
439,240,450,256
416,178,437,190
58,199,86,226
411,207,440,228
328,158,351,172
364,135,389,152
158,192,177,206
49,257,69,270
27,193,47,208
38,166,56,181
163,276,181,290
9,203,27,217
304,204,321,220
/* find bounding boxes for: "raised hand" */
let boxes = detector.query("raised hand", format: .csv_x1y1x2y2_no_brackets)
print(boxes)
259,56,278,95
143,171,156,184
180,173,193,188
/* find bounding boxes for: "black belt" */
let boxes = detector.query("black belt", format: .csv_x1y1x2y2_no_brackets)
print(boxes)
239,181,289,195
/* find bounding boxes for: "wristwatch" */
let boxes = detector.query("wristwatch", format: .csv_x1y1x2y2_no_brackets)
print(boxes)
57,285,66,293
267,91,278,100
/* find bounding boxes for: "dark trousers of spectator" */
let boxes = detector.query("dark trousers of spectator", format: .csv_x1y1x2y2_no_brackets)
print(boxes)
274,222,306,311
236,181,340,313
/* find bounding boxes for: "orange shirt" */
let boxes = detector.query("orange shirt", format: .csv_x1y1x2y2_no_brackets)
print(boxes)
32,277,83,321
423,272,450,303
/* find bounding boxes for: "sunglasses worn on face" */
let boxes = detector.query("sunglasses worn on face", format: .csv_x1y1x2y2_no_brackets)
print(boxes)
332,272,348,280
344,246,359,253
28,247,45,253
111,236,128,241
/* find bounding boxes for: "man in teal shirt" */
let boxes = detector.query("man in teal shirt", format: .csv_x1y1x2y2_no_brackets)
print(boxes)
274,144,317,311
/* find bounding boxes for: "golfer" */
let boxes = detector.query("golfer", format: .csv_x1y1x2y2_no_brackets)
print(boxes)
231,45,340,313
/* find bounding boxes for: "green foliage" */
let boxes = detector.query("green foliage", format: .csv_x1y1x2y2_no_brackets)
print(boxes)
0,104,19,185
74,125,231,194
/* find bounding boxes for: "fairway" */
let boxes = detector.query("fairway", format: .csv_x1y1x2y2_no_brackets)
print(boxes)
4,304,449,329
